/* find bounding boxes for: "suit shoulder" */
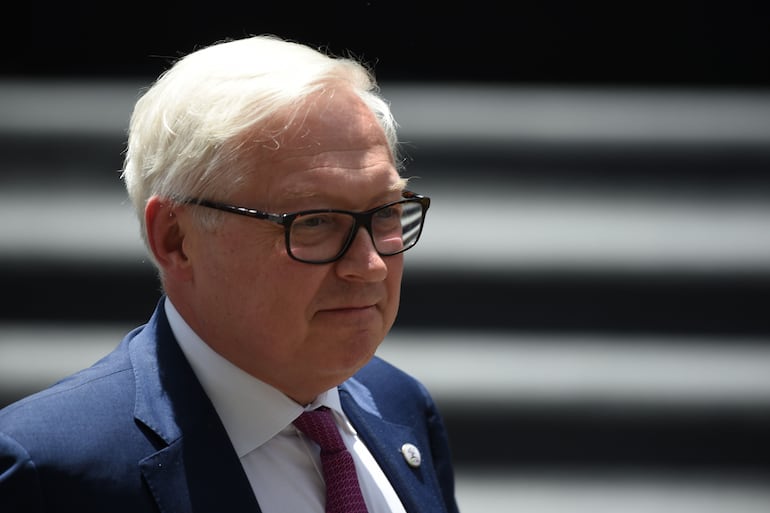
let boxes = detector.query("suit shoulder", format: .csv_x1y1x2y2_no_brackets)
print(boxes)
354,355,424,391
0,340,134,439
346,356,437,414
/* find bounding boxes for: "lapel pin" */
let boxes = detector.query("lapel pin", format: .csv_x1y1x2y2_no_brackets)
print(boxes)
400,443,421,468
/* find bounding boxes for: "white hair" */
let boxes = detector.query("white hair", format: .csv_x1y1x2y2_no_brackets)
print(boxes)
121,34,400,252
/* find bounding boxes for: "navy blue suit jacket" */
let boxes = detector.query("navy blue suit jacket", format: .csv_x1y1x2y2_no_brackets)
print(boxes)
0,300,459,513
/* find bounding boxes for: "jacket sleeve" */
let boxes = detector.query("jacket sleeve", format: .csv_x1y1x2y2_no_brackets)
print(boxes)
0,432,44,513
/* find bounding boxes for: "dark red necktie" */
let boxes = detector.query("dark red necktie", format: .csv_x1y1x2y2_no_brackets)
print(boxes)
293,407,369,513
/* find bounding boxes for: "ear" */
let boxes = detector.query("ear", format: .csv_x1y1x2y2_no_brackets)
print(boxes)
145,196,193,281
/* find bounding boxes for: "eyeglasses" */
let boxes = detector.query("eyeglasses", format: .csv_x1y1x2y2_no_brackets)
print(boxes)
182,190,430,264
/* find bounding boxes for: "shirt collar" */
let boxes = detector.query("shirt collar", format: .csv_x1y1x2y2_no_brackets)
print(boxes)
164,298,348,457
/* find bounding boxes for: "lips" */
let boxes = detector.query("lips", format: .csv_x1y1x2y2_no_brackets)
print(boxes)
320,304,376,313
315,288,385,316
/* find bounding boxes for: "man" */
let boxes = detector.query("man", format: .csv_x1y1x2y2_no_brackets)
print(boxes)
0,35,459,513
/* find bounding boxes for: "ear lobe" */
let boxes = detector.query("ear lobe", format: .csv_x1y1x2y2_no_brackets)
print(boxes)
145,196,192,279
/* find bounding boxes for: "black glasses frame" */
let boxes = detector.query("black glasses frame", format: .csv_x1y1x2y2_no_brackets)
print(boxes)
182,190,430,264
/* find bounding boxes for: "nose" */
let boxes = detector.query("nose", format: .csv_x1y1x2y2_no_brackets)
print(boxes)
335,227,389,281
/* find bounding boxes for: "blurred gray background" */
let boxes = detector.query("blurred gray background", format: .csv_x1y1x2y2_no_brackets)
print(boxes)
2,2,770,511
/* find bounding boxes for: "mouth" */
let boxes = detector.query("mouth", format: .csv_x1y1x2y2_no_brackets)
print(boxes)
315,301,383,320
320,304,376,314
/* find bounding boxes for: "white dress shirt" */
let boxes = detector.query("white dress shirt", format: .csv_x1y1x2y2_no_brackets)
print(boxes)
165,298,406,513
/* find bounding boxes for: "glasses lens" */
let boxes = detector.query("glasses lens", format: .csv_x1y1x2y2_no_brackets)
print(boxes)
372,200,425,255
289,212,356,263
287,199,426,263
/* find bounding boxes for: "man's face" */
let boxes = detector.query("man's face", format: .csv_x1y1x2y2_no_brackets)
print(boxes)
176,88,405,403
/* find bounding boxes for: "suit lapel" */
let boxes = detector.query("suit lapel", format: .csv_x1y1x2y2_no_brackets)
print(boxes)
339,378,448,513
130,301,262,513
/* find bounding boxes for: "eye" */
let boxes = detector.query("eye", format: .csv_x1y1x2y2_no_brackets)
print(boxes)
375,204,401,220
294,213,334,229
291,213,352,241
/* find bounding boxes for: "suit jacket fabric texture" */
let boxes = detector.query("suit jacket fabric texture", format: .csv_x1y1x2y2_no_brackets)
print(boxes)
0,299,459,513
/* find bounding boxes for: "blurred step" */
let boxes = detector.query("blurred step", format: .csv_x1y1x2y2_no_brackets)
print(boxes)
454,469,770,513
1,187,769,334
3,186,770,272
2,326,769,471
383,331,770,472
3,81,770,189
5,327,769,408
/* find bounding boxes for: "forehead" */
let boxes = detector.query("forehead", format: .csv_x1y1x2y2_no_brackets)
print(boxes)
238,87,403,207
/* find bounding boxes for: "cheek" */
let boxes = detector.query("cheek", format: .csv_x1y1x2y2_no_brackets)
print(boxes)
267,267,323,311
208,223,284,273
241,259,328,332
195,226,287,301
384,259,404,319
205,259,325,357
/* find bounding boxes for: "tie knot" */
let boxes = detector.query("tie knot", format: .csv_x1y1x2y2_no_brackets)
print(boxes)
293,407,346,452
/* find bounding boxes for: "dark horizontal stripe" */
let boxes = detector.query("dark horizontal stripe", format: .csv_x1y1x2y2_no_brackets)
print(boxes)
2,263,769,335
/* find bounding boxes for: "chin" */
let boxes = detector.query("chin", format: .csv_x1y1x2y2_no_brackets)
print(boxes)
339,332,381,368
